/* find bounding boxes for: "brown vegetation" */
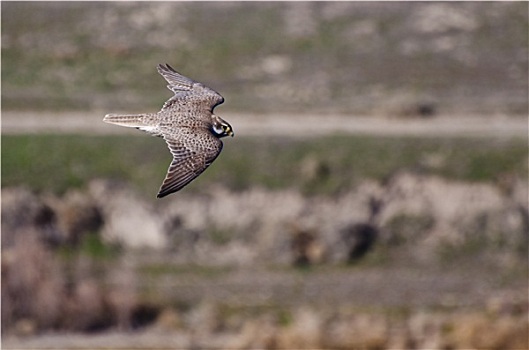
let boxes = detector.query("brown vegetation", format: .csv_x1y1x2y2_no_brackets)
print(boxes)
2,172,527,348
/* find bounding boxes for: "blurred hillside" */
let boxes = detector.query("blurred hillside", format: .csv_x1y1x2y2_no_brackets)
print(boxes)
2,1,528,115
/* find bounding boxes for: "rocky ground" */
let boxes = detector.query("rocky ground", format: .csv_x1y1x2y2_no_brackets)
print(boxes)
2,170,528,349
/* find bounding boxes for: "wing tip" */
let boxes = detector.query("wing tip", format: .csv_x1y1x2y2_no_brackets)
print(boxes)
156,63,194,90
156,185,181,198
157,63,177,74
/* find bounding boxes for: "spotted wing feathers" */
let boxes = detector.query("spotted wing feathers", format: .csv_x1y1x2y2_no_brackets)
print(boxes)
157,63,224,111
157,63,195,93
157,136,223,198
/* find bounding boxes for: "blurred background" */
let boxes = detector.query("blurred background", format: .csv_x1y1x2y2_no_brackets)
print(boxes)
2,2,528,349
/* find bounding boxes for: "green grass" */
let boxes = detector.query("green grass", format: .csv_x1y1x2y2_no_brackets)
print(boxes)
2,134,170,195
57,233,122,262
1,2,527,114
2,134,527,196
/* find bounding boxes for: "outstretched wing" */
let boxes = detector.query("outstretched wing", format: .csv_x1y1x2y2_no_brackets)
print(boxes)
157,63,224,112
157,131,223,198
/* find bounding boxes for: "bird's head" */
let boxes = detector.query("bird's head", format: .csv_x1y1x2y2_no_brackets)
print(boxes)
212,115,234,138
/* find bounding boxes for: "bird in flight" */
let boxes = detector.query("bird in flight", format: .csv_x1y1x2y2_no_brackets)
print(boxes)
104,63,233,198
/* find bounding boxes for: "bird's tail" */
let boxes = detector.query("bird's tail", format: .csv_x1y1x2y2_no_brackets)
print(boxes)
103,113,153,128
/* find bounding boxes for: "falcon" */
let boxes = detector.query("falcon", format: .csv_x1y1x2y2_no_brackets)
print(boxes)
103,63,233,198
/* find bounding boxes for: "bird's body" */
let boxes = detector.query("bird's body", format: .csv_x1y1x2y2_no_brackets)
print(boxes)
104,64,233,198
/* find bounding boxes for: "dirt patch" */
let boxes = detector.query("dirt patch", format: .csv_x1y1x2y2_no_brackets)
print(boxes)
2,111,527,138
